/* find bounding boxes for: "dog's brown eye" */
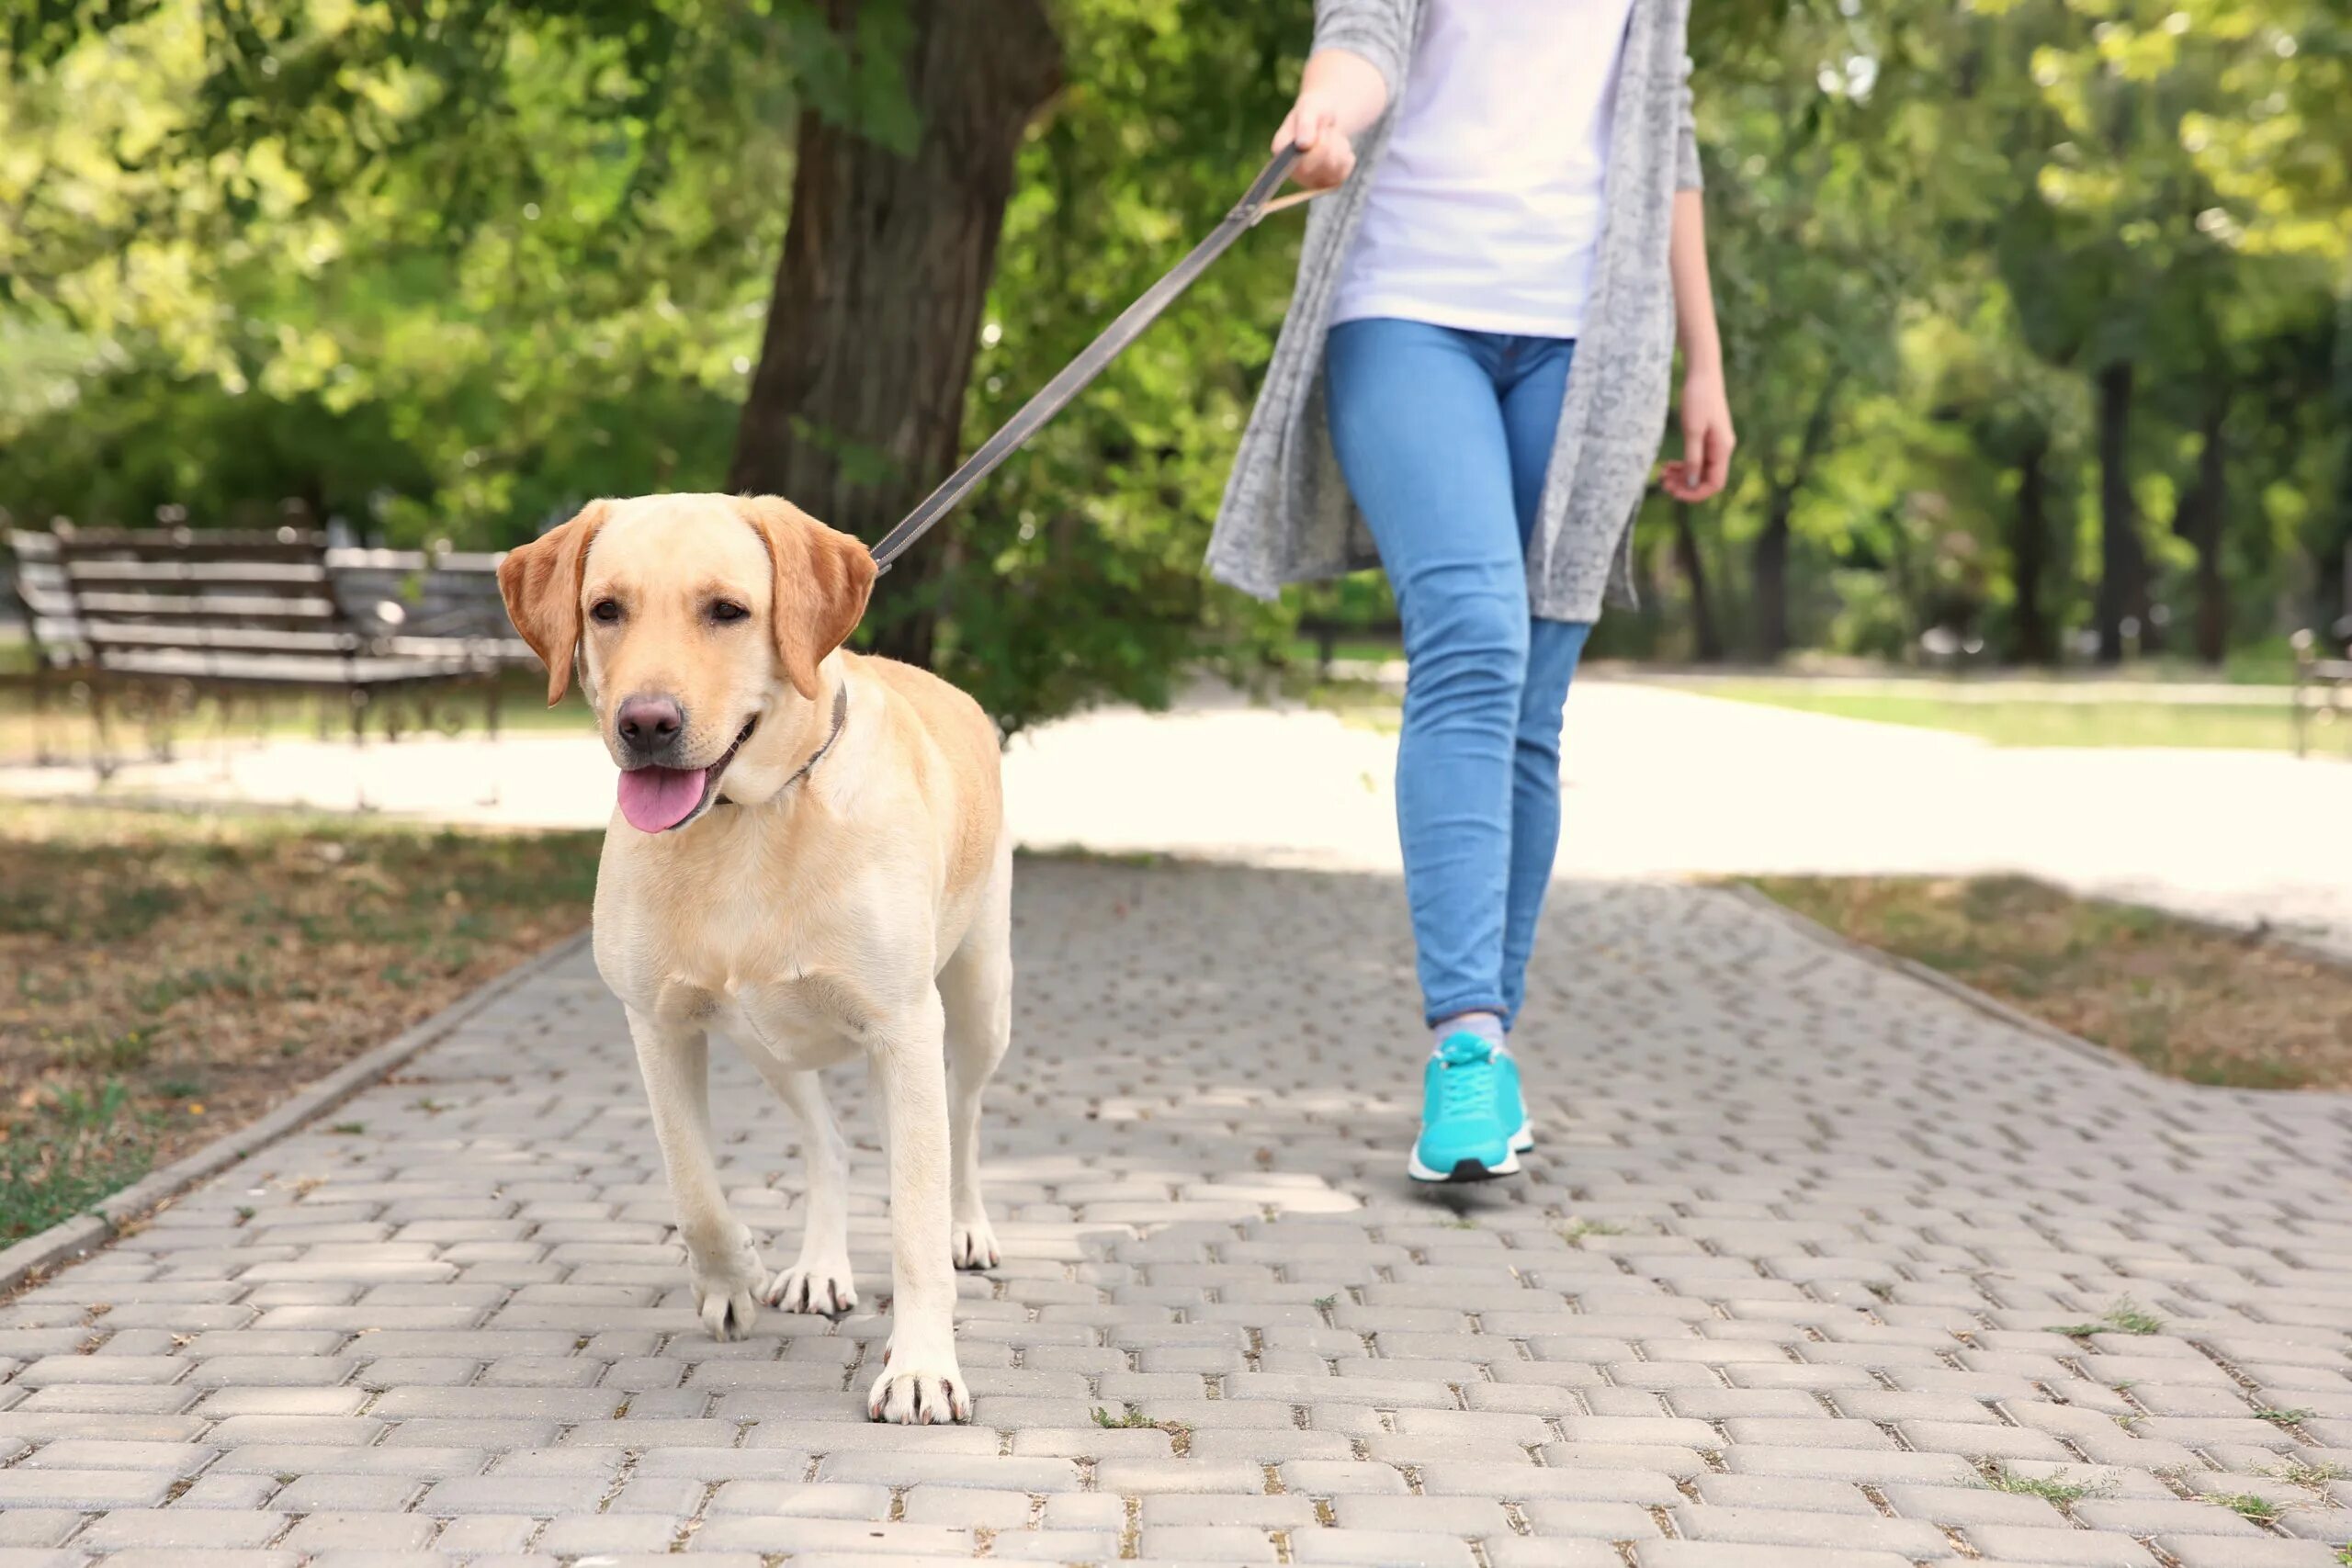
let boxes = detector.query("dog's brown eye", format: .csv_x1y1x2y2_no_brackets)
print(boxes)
709,601,750,625
590,599,622,625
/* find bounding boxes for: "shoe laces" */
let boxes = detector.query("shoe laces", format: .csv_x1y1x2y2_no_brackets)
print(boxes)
1433,1034,1497,1119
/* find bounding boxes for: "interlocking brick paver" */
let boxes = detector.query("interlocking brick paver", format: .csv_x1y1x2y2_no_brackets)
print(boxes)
1,868,2346,1564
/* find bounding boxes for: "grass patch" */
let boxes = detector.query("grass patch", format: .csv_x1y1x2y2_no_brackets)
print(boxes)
1743,874,2352,1090
1283,636,1403,670
1558,1218,1626,1244
1979,1464,2108,1505
0,802,596,1240
1088,1405,1192,1452
0,1079,153,1237
1091,1406,1159,1429
2269,1461,2349,1490
2048,1299,2165,1338
1691,682,2300,751
2252,1407,2313,1427
2211,1492,2285,1524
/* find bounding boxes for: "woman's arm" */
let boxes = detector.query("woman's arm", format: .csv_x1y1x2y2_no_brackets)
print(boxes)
1660,67,1734,503
1274,49,1391,191
1274,1,1409,188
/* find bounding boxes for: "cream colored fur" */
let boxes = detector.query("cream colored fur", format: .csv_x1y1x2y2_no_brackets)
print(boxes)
498,492,1011,1426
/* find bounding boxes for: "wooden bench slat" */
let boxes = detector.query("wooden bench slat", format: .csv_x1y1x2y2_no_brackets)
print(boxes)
76,620,361,656
8,530,528,761
74,591,340,620
66,559,327,589
96,649,478,685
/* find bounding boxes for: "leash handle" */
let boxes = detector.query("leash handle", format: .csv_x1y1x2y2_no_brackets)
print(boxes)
870,144,1313,574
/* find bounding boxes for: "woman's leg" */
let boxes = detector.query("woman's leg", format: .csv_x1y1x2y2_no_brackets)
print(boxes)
1325,318,1526,1029
1493,338,1593,1026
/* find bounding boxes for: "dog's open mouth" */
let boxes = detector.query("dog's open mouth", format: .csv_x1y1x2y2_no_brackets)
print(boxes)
616,716,757,835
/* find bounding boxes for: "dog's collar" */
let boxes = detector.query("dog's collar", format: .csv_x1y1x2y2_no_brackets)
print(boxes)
717,681,847,807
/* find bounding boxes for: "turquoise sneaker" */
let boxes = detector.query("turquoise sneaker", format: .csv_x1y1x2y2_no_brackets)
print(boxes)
1494,1048,1534,1154
1408,1033,1521,1183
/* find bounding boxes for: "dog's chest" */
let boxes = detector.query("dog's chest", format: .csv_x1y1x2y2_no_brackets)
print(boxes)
599,852,876,1044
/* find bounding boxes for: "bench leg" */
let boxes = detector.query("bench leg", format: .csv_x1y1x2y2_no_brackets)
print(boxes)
30,664,55,767
481,671,503,807
348,688,374,811
90,678,119,784
2294,661,2309,759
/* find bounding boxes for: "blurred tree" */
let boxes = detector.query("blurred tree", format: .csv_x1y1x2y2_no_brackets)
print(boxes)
728,0,1061,672
4,0,2348,719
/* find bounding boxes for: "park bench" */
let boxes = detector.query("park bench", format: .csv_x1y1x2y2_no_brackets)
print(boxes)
323,544,534,670
7,523,510,770
2291,626,2352,759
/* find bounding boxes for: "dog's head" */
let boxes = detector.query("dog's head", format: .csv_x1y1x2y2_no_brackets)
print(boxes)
497,492,876,834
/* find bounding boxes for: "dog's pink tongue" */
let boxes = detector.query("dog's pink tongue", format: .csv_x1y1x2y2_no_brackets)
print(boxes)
616,766,708,833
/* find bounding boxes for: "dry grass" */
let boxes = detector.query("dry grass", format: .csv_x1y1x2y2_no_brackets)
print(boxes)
0,801,597,1239
1747,874,2352,1089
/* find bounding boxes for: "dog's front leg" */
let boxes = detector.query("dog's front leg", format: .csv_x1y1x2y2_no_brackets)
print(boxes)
865,995,967,1424
627,1007,765,1341
746,1061,857,1316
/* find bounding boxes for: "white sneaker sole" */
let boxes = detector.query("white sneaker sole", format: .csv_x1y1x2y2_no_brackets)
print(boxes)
1407,1146,1521,1182
1408,1121,1532,1183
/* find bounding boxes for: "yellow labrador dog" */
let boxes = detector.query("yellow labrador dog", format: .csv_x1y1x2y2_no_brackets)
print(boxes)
498,492,1010,1425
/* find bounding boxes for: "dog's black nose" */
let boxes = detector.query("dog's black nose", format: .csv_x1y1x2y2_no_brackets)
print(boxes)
616,694,684,757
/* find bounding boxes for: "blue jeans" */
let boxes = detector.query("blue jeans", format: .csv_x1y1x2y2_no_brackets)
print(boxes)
1325,317,1593,1030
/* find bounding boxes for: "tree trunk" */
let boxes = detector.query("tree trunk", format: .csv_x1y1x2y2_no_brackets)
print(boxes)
2093,359,2143,664
1672,505,1724,663
1752,495,1792,662
1747,377,1842,662
2177,397,2229,665
729,0,1063,670
2007,432,2055,665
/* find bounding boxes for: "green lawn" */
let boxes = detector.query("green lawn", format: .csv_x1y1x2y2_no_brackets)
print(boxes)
1693,683,2311,751
1284,636,1404,668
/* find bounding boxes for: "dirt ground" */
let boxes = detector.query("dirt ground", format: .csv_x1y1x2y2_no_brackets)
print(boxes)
0,801,597,1239
1747,874,2352,1091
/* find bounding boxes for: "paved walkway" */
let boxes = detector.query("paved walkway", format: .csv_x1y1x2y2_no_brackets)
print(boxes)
4,862,2350,1566
8,681,2352,955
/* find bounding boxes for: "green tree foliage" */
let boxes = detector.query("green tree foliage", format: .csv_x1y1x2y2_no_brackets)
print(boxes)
3,0,2347,729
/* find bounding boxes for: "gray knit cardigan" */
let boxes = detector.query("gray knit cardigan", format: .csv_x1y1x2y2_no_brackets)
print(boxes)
1206,0,1702,621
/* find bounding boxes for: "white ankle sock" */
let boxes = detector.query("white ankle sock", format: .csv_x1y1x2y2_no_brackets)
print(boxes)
1432,1011,1506,1055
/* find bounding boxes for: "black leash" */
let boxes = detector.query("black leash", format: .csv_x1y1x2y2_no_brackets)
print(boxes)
869,145,1316,574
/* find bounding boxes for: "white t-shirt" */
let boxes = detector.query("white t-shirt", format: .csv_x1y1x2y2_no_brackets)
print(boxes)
1329,0,1640,339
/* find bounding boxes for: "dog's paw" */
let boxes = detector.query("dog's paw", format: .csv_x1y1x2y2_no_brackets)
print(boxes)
688,1232,767,1342
949,1213,1000,1271
866,1342,970,1425
765,1256,857,1315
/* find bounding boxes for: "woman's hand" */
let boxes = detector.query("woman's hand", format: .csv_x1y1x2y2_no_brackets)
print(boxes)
1660,367,1735,502
1275,90,1359,189
1274,50,1390,191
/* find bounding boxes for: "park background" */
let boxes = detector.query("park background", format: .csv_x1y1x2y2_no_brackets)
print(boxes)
4,0,2352,1241
3,0,2348,735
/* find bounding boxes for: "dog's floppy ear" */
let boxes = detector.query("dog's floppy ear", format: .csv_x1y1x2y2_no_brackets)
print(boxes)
741,495,877,701
497,500,609,705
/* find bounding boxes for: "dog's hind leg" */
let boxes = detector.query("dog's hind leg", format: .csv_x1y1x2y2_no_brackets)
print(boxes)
627,1007,765,1342
937,834,1012,1271
747,1059,858,1316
